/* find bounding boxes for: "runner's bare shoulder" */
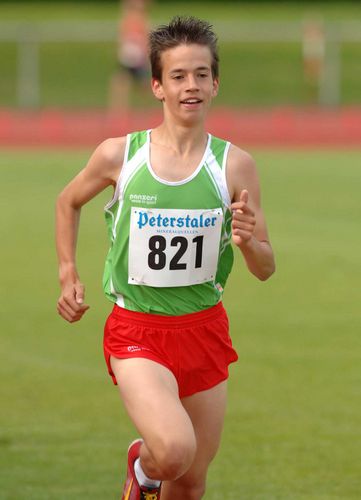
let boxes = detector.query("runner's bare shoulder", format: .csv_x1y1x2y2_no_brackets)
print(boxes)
88,136,127,186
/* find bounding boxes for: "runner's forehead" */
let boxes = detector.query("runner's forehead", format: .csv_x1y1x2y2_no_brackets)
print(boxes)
161,44,213,73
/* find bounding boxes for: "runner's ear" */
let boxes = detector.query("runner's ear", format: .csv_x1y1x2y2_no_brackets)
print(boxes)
151,78,164,101
212,77,219,98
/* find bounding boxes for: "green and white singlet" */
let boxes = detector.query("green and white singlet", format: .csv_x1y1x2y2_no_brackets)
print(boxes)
103,130,234,315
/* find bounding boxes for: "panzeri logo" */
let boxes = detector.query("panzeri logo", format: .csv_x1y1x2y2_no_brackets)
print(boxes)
129,193,157,205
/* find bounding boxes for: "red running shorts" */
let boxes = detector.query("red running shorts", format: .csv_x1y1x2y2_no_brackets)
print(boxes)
103,301,238,398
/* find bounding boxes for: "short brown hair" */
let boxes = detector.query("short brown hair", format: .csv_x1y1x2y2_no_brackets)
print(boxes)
149,16,219,81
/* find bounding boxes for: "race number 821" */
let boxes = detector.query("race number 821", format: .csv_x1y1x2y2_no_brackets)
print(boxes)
148,235,203,270
128,207,223,287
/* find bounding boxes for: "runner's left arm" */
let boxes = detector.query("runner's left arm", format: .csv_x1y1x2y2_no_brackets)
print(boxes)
227,145,275,281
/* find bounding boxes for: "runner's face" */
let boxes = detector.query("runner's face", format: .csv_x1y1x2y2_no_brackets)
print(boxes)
152,44,219,123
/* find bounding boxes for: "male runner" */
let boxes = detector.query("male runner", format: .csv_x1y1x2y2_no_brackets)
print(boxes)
56,16,275,500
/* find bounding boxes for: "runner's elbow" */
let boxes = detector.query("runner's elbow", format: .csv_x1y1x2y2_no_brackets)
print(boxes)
56,189,80,212
257,261,276,281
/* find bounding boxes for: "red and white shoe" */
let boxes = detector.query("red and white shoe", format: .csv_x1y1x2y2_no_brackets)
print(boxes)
121,439,162,500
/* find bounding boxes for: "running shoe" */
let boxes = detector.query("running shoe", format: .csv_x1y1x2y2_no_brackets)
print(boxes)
121,439,162,500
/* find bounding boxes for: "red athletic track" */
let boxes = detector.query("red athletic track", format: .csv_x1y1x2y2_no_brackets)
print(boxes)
1,107,361,148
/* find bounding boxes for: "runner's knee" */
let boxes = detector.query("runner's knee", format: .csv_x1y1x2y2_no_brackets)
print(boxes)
150,435,197,480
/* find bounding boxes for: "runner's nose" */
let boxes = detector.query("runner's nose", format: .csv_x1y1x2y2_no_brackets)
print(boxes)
186,74,200,91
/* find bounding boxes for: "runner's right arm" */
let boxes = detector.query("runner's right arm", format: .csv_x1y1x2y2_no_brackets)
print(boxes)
56,137,126,323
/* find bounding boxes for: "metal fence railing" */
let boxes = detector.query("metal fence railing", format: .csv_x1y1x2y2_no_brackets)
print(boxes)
1,20,361,108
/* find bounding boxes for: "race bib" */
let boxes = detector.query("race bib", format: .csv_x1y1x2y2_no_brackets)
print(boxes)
128,207,223,287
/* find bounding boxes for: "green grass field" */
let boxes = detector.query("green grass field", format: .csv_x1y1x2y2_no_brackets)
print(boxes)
1,146,360,499
0,1,361,108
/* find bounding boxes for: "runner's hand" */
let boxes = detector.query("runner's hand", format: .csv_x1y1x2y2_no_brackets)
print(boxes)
57,281,89,323
231,189,256,247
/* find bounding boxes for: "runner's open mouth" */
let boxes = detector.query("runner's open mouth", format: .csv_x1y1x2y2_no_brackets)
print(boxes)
180,99,203,104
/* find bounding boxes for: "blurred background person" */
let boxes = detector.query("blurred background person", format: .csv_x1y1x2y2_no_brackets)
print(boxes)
109,0,151,110
302,17,325,103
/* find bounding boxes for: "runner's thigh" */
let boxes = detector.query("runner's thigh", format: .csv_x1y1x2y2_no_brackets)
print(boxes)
110,357,195,448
